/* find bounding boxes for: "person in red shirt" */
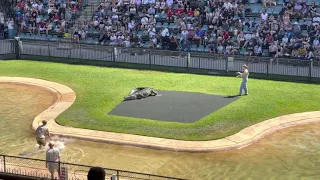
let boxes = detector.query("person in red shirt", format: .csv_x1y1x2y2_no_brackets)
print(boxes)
187,8,193,17
38,20,47,35
223,31,230,42
167,8,174,20
175,6,184,16
265,33,274,44
72,5,78,12
53,12,59,22
18,1,25,9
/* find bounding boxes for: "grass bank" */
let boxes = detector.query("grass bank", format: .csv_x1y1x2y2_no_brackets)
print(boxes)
0,60,319,140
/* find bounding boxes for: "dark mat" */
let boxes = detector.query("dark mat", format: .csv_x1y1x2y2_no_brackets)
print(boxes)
108,90,239,123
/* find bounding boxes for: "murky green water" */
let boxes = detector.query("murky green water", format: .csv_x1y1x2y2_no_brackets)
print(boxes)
0,83,320,179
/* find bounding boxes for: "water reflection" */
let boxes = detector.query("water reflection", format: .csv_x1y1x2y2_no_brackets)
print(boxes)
0,83,319,179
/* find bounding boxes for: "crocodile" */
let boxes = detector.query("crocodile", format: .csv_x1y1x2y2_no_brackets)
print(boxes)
124,87,158,101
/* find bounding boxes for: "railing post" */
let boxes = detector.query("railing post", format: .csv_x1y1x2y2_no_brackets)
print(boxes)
187,52,190,71
225,55,228,74
58,161,61,179
266,60,269,77
113,47,116,64
269,58,273,76
80,44,83,64
48,43,51,61
309,59,313,81
117,170,120,180
149,50,151,68
3,155,6,173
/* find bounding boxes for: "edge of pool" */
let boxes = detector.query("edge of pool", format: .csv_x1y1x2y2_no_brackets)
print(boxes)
1,76,320,152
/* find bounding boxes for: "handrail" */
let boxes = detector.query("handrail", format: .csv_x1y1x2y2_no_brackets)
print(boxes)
0,154,187,180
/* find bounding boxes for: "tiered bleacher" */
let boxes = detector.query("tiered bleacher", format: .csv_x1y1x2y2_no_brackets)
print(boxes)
0,0,16,39
18,0,320,60
18,0,84,41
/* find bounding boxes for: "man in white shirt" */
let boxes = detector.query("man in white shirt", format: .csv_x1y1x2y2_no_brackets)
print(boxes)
313,38,319,48
166,0,173,8
261,10,268,21
180,28,189,41
161,27,169,37
223,0,232,10
35,120,51,149
237,64,249,96
46,141,60,180
282,35,289,45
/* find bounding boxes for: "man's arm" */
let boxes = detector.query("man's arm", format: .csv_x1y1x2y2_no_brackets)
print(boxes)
46,152,49,168
236,72,243,77
47,129,51,139
57,150,61,162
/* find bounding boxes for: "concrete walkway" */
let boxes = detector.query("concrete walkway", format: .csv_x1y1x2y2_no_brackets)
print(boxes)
1,77,320,152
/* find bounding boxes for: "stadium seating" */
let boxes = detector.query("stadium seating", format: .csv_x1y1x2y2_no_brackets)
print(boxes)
13,0,320,60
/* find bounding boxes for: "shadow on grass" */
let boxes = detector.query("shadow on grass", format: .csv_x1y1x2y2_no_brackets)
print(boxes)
224,95,241,98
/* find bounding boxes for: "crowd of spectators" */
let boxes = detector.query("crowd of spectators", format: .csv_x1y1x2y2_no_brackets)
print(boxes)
71,0,320,60
15,0,83,35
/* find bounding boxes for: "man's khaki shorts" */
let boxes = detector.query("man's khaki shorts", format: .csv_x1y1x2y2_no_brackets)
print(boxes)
36,137,46,146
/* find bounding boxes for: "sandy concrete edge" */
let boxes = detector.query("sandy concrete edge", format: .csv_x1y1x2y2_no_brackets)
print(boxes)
1,76,320,152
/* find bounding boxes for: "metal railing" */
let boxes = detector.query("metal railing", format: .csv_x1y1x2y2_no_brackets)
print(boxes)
1,39,320,81
0,154,186,180
18,40,320,81
0,39,17,59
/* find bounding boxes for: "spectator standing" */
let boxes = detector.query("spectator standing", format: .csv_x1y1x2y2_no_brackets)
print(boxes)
46,141,60,180
7,20,14,39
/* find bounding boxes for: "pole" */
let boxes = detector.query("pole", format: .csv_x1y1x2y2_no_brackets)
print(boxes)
149,50,151,68
48,43,51,61
187,52,190,71
309,59,313,81
117,171,120,180
269,58,273,76
225,56,228,74
266,60,269,77
3,155,6,173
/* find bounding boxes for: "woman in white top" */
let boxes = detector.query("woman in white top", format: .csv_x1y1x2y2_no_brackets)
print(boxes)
148,25,156,38
110,34,117,45
124,36,131,47
149,36,157,48
118,34,125,44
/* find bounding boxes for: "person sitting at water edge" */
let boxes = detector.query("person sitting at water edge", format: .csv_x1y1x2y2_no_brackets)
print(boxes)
35,120,51,149
87,166,106,180
46,141,60,180
236,64,249,96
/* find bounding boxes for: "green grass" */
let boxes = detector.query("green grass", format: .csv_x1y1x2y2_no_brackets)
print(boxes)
0,60,319,140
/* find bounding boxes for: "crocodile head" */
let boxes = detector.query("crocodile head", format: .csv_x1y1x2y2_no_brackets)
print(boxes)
124,94,136,101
